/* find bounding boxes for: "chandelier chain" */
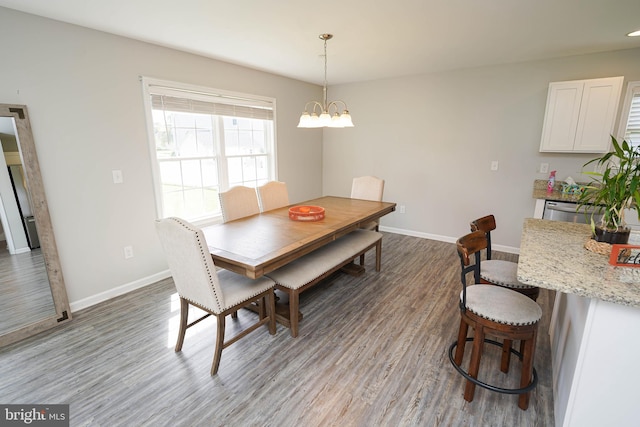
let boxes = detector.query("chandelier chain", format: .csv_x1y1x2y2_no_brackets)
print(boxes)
323,36,328,108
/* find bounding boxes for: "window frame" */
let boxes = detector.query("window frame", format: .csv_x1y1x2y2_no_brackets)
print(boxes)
617,80,640,147
141,77,278,225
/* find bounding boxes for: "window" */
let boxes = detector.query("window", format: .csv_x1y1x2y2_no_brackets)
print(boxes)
619,81,640,146
142,78,276,223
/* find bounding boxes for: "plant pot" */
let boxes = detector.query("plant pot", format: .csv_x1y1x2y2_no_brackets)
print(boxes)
593,226,631,244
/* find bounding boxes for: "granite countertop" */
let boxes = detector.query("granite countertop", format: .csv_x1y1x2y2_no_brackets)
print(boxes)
517,218,640,308
532,179,584,202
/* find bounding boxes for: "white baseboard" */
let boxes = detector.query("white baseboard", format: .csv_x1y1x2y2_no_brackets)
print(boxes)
11,246,31,255
380,225,457,244
379,226,519,255
69,270,171,313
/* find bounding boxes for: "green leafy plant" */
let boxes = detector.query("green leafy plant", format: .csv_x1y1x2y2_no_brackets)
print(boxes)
578,136,640,233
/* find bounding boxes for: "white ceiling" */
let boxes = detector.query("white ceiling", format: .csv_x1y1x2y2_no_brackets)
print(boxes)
1,0,640,85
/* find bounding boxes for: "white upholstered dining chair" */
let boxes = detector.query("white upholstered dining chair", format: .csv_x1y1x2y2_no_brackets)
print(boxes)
257,181,290,212
219,185,260,222
351,175,385,264
351,175,385,231
155,217,276,375
351,175,385,201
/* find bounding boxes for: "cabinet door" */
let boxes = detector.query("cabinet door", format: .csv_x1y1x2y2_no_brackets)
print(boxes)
539,81,583,152
573,77,623,153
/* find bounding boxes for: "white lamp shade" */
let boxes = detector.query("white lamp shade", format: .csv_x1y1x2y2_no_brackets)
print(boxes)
339,111,354,127
328,112,342,128
308,112,321,128
297,112,311,128
318,112,331,127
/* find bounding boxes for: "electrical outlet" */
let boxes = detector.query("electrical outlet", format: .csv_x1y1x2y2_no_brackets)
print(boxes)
124,246,134,259
540,163,549,174
491,161,499,171
399,205,406,214
112,169,123,184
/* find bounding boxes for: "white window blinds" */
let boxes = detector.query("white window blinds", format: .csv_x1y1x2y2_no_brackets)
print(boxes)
147,83,273,121
150,94,273,121
624,92,640,145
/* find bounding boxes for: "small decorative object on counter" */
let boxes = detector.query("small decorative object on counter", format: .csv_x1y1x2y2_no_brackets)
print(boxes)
584,238,612,255
561,178,587,195
547,170,556,193
608,244,639,266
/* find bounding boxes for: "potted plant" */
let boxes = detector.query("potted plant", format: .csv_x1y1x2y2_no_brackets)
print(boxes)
578,136,640,244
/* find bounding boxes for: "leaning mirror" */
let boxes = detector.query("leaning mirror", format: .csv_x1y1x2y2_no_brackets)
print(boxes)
0,104,71,347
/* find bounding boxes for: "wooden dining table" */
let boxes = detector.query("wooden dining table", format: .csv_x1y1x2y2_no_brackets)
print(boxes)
201,196,396,279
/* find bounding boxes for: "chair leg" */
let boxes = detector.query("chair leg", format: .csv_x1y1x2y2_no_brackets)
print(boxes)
175,297,189,352
454,319,469,366
211,314,226,375
501,339,512,373
266,293,276,335
231,311,238,319
289,290,300,338
375,240,382,272
359,254,365,265
258,296,266,320
518,332,537,410
464,326,485,402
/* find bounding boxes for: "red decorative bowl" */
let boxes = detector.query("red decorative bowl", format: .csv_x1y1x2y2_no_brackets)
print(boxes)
289,205,325,221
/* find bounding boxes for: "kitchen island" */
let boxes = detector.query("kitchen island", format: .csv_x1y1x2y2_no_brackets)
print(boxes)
517,218,640,427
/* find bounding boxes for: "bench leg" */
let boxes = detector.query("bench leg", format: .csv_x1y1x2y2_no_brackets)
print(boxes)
289,289,300,338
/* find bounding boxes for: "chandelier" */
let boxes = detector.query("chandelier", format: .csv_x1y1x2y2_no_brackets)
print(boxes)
297,34,354,128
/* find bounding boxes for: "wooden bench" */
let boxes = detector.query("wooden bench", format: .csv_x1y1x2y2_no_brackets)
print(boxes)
266,229,382,337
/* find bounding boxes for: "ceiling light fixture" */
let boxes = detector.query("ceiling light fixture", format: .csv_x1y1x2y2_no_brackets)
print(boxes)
627,29,640,37
298,34,354,128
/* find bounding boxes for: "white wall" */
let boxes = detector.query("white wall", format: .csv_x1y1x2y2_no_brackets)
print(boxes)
0,8,323,308
323,48,640,250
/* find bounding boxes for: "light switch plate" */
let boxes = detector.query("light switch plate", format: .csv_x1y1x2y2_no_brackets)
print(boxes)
540,163,549,174
112,169,123,184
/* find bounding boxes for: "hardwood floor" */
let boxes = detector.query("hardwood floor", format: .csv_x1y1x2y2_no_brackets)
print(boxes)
0,233,554,426
0,243,55,334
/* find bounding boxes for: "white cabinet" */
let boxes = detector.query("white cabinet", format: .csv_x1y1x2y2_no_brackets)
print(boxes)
539,76,623,153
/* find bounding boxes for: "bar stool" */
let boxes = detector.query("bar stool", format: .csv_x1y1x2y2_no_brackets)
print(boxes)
470,215,539,301
449,230,541,410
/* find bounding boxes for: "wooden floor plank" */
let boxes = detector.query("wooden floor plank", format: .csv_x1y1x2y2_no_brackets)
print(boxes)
0,233,554,426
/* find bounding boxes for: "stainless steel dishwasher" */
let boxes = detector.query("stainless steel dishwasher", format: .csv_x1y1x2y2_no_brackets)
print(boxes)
542,200,603,224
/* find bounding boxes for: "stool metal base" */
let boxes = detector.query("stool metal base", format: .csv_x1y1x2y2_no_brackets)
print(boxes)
448,337,538,395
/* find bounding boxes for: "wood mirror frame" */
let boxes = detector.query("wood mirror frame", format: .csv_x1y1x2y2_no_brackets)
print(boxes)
0,104,71,347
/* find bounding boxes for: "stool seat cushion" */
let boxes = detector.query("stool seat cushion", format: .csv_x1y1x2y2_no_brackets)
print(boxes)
461,285,542,326
481,260,537,290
